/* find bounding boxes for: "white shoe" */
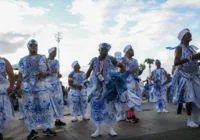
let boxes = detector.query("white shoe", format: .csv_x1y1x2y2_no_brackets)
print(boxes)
91,126,101,137
163,109,169,113
157,110,161,113
19,116,24,120
109,127,117,136
71,116,78,122
117,115,126,121
187,120,199,128
83,115,90,120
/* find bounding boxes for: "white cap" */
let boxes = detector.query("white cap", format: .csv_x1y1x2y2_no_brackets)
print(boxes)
123,45,132,54
27,39,38,47
114,52,122,58
99,42,111,50
48,47,56,54
178,28,190,41
71,61,78,68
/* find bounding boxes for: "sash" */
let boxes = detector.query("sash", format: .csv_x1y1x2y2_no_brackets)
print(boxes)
23,55,42,81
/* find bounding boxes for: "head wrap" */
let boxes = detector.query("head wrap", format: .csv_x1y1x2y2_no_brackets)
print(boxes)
71,61,78,68
123,45,132,54
114,52,122,58
99,43,111,51
27,39,38,47
48,47,56,54
155,59,161,64
178,28,190,41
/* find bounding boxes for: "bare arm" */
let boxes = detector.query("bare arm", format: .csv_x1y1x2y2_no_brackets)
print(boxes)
86,64,93,79
4,58,15,88
174,47,189,66
150,72,155,81
174,47,200,66
68,74,82,90
45,58,50,72
16,72,22,88
162,71,169,86
112,58,125,72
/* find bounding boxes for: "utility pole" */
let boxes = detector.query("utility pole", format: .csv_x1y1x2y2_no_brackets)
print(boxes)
55,32,63,61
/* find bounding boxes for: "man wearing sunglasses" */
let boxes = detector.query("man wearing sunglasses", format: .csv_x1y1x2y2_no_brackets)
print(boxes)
16,39,56,140
86,43,125,137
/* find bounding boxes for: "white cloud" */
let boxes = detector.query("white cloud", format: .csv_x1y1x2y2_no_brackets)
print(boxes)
0,0,49,33
162,0,200,8
48,3,54,7
1,0,200,84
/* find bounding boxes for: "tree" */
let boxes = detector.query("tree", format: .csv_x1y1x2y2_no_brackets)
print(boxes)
144,58,155,76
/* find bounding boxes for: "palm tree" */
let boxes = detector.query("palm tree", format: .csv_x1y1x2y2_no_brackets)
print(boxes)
144,58,155,76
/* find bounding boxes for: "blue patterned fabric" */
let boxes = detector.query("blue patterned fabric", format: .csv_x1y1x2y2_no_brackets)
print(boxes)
19,55,53,131
18,98,24,118
173,44,200,109
89,55,118,126
68,71,88,116
123,56,143,111
100,72,128,103
0,58,13,132
151,68,167,111
47,59,64,119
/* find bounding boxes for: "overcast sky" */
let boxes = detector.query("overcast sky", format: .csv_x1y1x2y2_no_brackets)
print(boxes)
1,0,200,85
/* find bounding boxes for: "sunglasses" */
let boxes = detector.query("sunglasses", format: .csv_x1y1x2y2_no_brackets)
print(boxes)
29,44,38,47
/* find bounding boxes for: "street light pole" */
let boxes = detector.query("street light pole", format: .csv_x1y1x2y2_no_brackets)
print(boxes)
55,32,63,62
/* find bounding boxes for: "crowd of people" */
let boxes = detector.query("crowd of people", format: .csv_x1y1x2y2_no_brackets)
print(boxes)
0,28,200,140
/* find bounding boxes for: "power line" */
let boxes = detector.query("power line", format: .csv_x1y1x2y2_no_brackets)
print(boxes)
55,32,63,62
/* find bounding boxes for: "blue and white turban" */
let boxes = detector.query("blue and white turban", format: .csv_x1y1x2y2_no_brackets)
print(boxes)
99,43,111,51
123,45,132,54
27,39,38,47
48,47,56,54
71,61,78,68
155,59,161,63
114,52,122,58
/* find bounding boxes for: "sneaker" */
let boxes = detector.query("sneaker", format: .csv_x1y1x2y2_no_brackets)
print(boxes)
126,117,131,122
27,130,38,140
157,110,161,113
187,120,199,128
71,116,78,122
19,117,24,120
0,133,3,140
163,109,169,113
91,127,101,138
83,115,90,120
55,120,66,126
131,116,139,123
117,115,126,121
109,128,117,136
43,128,57,136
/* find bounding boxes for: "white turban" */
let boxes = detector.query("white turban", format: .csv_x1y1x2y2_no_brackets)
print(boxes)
71,61,78,68
178,28,190,41
114,52,122,58
99,43,111,50
27,39,38,47
123,45,132,54
48,47,56,54
155,59,161,63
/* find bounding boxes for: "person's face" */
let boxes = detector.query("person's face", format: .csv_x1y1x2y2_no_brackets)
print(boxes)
182,32,192,42
74,63,81,71
99,48,108,57
51,49,57,58
28,43,38,53
127,48,134,57
156,62,161,68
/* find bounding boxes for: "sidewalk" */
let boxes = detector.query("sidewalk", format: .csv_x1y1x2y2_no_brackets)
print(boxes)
4,103,200,140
